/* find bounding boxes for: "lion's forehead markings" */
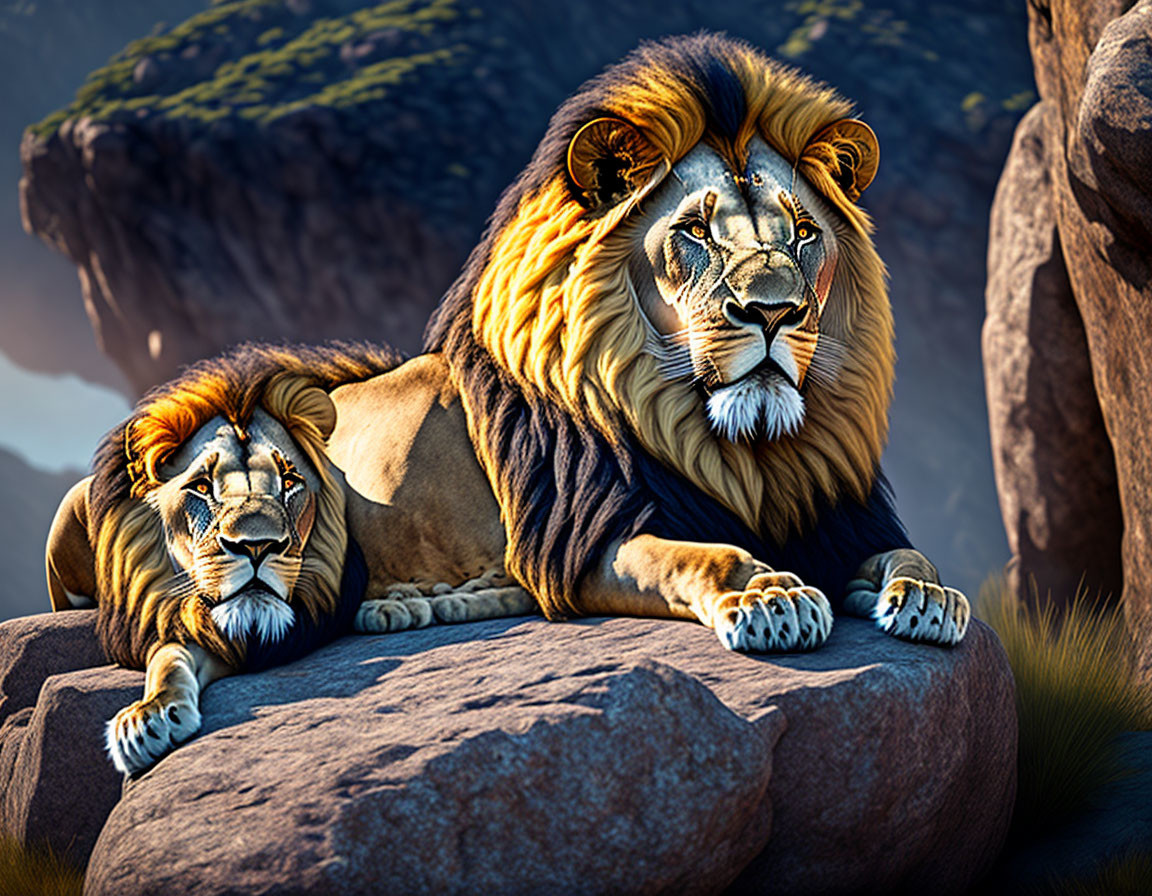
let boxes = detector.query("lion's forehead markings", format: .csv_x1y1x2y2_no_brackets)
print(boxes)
670,139,834,250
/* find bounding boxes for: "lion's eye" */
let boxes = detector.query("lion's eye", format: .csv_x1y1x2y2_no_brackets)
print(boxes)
282,472,305,492
689,223,708,240
185,478,212,497
795,221,820,242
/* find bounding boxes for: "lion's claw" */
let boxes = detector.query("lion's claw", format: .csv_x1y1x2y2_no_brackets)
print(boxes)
106,695,202,775
714,573,832,652
854,576,969,645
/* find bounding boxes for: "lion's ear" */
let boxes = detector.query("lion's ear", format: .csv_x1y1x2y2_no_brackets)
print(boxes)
567,117,662,209
802,118,879,203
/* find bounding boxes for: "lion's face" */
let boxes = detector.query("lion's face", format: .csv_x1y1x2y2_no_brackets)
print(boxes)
459,38,890,539
628,137,840,442
148,407,321,643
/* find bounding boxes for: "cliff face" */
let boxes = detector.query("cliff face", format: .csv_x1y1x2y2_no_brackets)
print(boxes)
0,0,206,391
19,0,1035,597
985,0,1152,672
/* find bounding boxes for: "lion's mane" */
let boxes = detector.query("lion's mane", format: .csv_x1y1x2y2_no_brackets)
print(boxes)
427,33,911,618
89,342,398,670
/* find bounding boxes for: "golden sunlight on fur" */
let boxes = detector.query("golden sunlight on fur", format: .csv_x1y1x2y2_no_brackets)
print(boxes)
469,42,892,541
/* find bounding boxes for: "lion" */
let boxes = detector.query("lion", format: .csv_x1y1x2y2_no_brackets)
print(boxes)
45,342,532,774
328,33,969,651
50,32,971,772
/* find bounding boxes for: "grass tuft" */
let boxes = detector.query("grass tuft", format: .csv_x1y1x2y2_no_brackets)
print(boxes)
0,836,83,896
976,578,1152,837
1045,850,1152,896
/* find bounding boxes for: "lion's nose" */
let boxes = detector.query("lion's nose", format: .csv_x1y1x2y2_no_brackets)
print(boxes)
218,536,290,566
724,299,809,340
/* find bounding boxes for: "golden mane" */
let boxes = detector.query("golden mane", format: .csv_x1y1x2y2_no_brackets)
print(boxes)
468,38,892,543
90,342,398,668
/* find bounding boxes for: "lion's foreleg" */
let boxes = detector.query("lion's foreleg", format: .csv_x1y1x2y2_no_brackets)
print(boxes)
106,643,232,775
845,548,969,645
577,534,832,652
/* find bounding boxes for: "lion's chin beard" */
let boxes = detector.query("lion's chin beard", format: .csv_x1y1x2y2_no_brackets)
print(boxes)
210,587,295,644
706,371,805,442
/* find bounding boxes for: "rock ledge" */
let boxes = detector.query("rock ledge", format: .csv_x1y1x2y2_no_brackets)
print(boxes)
0,611,1016,895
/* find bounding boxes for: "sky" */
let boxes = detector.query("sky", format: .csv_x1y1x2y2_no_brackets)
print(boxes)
0,348,131,473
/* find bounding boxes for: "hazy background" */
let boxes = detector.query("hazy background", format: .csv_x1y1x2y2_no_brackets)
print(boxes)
0,0,1031,621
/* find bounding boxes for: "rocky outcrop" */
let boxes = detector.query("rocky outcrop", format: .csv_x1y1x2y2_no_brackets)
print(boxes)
983,102,1123,609
0,0,205,391
984,0,1152,669
19,0,1038,599
0,610,1016,894
0,611,123,863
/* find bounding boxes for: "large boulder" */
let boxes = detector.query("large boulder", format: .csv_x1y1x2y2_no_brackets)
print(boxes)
0,611,127,864
0,610,1016,894
982,101,1123,609
18,0,1038,598
984,0,1152,669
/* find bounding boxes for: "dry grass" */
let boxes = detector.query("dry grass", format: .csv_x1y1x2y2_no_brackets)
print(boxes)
976,577,1152,837
1045,850,1152,896
0,837,83,896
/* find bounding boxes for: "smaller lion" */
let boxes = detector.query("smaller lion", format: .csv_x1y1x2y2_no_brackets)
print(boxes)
46,343,534,775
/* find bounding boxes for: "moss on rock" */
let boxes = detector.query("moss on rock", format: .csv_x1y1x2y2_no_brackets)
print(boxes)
29,0,465,136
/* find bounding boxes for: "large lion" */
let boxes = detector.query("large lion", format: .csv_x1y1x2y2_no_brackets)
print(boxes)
342,33,969,647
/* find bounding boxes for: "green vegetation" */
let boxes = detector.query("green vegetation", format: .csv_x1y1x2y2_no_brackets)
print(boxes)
28,0,466,137
0,836,83,896
1002,90,1037,112
778,0,863,57
976,578,1152,838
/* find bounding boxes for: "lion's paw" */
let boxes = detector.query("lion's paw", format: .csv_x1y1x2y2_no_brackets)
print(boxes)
428,586,537,624
106,695,202,776
355,597,434,633
848,577,969,645
713,573,832,652
429,593,470,623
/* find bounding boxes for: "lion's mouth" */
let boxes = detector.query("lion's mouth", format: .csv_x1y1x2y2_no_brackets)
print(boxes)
748,357,797,389
202,580,279,608
702,357,796,395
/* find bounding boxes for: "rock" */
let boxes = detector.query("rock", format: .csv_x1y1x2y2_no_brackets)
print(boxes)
4,614,1014,895
18,0,1037,598
0,610,130,865
0,610,104,725
982,102,1123,609
0,0,205,393
985,0,1152,670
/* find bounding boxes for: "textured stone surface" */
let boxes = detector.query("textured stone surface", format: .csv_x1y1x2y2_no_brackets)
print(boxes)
17,0,1038,598
982,101,1123,608
0,610,104,726
985,0,1152,670
59,615,1016,895
0,611,129,865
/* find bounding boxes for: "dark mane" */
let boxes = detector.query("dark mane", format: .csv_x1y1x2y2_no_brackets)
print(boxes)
425,33,911,617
